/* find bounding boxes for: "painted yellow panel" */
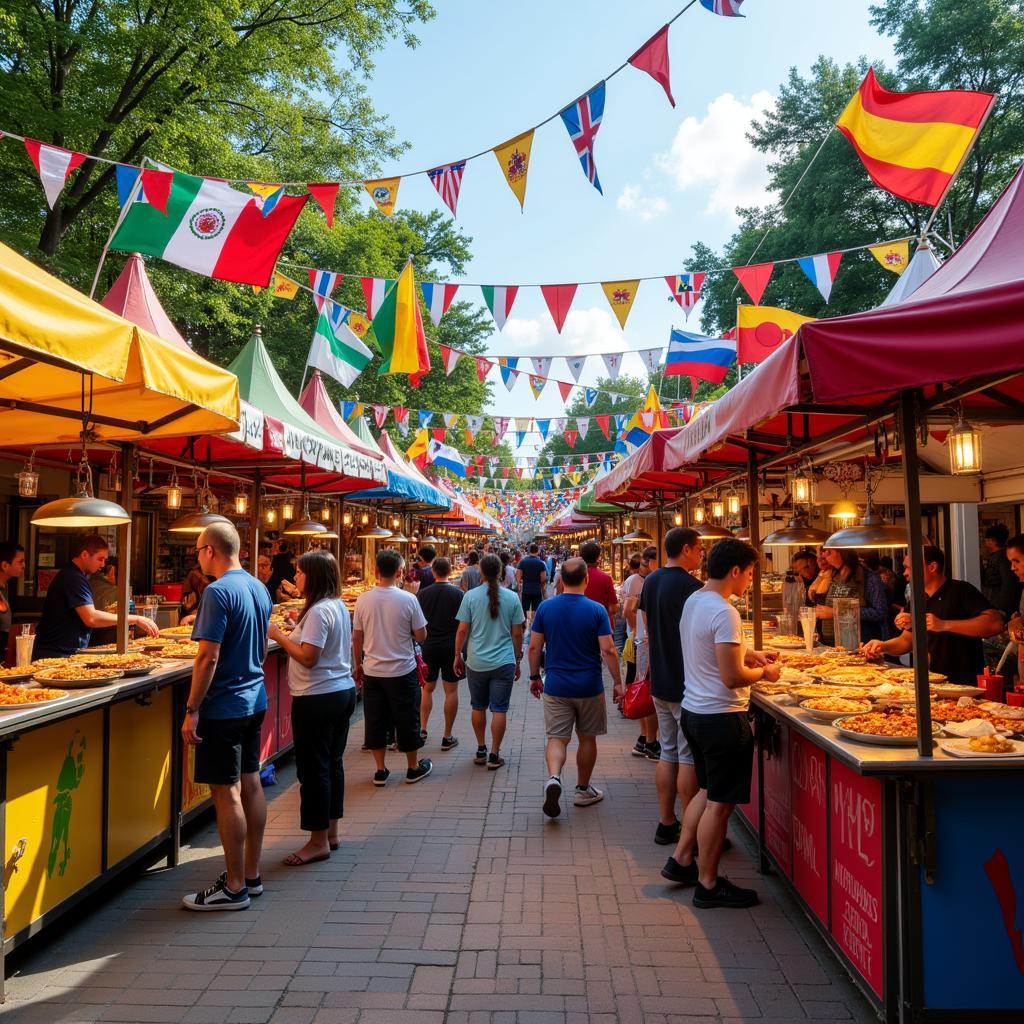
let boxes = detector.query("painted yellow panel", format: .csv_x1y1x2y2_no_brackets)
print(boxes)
181,739,211,814
4,711,103,937
107,689,172,865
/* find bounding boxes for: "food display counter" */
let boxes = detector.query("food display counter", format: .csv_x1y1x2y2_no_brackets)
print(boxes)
0,646,292,991
739,691,1024,1022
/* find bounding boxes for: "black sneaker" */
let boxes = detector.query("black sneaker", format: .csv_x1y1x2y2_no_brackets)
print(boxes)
660,857,699,885
372,768,390,787
405,759,433,784
487,752,505,770
654,819,681,846
644,740,662,761
631,735,648,757
182,877,249,911
419,729,428,740
474,745,488,764
218,871,262,897
441,736,459,751
693,876,759,909
543,776,562,818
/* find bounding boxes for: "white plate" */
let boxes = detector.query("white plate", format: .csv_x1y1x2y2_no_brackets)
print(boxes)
938,738,1024,758
932,684,985,699
834,719,940,746
799,700,873,721
0,688,70,710
768,639,807,650
31,672,125,689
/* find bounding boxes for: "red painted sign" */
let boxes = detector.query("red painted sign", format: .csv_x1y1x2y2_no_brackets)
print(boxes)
277,659,293,749
790,733,828,924
829,759,883,998
762,721,792,876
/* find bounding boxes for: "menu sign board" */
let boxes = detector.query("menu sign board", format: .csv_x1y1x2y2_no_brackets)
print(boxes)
762,721,792,875
829,759,883,998
789,733,828,924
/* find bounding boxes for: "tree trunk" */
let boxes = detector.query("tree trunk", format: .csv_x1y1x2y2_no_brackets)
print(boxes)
38,206,65,257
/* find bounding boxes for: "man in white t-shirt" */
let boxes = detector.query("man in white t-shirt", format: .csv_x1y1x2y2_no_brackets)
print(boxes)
661,539,780,909
352,549,432,787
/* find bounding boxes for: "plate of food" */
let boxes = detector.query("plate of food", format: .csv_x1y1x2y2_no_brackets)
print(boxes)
868,681,918,704
159,641,200,658
159,625,195,638
0,683,70,710
789,684,875,702
816,666,891,687
750,681,793,696
768,635,807,650
932,683,986,699
799,696,873,721
929,700,988,723
882,668,947,686
32,666,125,688
30,657,76,670
939,718,1005,738
84,642,149,654
89,653,159,676
834,710,939,746
938,736,1024,758
0,666,35,683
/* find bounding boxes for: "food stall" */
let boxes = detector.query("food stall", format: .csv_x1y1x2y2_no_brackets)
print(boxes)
595,164,1024,1020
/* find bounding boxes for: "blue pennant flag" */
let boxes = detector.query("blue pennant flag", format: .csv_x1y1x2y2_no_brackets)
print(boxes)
614,413,629,432
115,165,141,207
418,410,433,429
536,419,551,441
584,388,599,408
341,400,359,421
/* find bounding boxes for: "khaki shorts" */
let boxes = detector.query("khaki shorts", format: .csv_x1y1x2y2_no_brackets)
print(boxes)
542,693,608,738
652,697,694,765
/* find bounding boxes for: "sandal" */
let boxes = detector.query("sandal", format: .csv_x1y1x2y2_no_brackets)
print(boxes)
282,850,331,866
329,841,340,851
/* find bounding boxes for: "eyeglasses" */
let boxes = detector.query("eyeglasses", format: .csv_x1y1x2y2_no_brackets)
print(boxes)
195,543,212,554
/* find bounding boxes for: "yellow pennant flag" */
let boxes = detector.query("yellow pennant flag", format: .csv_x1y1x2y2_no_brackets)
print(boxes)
364,177,401,217
493,129,534,210
600,280,640,329
406,428,429,461
344,309,373,343
868,240,909,275
252,271,299,297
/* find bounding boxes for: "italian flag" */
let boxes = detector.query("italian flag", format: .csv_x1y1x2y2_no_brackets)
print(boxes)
306,310,373,388
110,171,308,287
480,285,519,331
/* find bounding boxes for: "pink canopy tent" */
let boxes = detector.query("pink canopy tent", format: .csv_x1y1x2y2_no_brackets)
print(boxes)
100,253,192,352
297,370,391,462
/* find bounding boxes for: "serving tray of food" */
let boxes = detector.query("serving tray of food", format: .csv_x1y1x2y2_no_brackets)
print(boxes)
938,736,1024,758
0,682,70,709
32,666,126,688
0,666,36,683
834,710,939,746
799,696,873,721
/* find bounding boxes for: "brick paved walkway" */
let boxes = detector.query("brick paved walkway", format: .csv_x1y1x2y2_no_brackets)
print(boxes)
5,670,874,1024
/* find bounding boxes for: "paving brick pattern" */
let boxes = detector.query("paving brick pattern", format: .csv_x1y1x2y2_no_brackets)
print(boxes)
5,667,874,1023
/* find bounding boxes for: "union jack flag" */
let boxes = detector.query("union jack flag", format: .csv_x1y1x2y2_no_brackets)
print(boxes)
427,160,466,217
559,81,606,193
700,0,745,15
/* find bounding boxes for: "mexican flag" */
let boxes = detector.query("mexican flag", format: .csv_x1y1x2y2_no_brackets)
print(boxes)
306,309,373,388
110,171,308,287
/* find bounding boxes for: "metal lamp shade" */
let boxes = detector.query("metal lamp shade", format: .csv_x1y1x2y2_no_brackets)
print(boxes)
356,525,393,541
825,513,906,549
32,493,132,528
693,523,734,541
168,509,233,534
762,516,830,547
283,517,329,537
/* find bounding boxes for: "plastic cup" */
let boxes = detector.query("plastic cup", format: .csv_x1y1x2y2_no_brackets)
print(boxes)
15,632,35,667
978,673,1004,702
799,608,817,651
1006,692,1024,707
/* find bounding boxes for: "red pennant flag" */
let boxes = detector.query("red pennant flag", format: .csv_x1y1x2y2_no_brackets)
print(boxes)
596,414,611,439
502,468,511,478
23,139,86,208
540,284,578,334
557,380,573,403
432,427,447,442
475,356,494,382
140,168,173,214
393,405,408,424
515,468,524,479
628,25,675,107
372,404,388,428
564,429,578,449
733,262,774,305
307,183,340,227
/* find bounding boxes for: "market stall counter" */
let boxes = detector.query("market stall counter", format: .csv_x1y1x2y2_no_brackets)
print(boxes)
739,690,1024,1022
0,644,292,993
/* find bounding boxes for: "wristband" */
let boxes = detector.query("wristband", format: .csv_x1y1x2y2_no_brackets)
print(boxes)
529,675,542,681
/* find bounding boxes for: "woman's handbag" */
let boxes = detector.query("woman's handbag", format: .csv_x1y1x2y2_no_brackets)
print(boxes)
415,650,430,688
621,675,655,720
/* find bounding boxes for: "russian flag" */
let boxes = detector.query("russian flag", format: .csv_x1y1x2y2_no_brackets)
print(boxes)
664,328,736,383
797,251,843,303
427,439,467,478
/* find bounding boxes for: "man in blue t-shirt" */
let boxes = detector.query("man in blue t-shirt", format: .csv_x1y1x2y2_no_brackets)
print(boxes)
528,557,623,820
181,521,272,912
516,543,548,623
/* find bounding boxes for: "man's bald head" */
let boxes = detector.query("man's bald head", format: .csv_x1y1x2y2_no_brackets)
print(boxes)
560,556,588,589
199,521,240,559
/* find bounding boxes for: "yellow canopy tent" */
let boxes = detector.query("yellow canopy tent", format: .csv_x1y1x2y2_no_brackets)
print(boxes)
0,242,239,444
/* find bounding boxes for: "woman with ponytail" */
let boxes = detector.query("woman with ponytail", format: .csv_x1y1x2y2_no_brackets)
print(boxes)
453,553,525,770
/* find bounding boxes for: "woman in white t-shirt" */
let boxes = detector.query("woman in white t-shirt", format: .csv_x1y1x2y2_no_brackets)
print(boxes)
268,550,356,867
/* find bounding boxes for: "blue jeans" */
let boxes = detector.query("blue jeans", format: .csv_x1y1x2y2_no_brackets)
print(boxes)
467,663,516,712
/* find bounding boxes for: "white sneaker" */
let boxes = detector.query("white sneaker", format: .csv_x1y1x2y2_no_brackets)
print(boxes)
573,784,604,807
543,776,562,818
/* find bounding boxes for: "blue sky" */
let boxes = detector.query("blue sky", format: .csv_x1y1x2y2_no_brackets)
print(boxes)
361,0,895,453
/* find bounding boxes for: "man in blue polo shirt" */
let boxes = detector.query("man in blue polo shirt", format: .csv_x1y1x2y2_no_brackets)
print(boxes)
528,557,623,820
35,534,158,658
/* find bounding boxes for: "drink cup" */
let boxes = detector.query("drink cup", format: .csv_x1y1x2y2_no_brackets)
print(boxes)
15,632,35,667
799,608,817,651
978,673,1004,702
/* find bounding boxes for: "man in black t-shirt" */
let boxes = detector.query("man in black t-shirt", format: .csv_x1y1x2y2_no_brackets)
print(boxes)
638,527,704,846
516,544,548,623
863,545,1003,684
417,557,465,748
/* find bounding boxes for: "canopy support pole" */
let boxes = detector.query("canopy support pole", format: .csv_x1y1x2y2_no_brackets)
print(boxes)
747,449,762,651
89,159,149,299
899,390,934,758
115,442,135,654
655,500,665,568
248,473,261,578
339,498,348,585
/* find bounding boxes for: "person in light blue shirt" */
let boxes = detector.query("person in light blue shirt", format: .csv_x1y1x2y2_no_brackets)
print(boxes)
454,554,525,771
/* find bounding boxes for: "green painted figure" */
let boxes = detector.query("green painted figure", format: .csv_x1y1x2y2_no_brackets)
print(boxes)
47,730,86,878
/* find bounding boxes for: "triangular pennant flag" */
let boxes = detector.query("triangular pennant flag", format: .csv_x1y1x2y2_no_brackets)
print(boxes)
869,241,910,275
536,419,551,441
418,410,433,429
115,165,141,207
341,400,360,421
515,432,527,449
564,429,578,449
247,182,285,217
628,24,675,107
443,412,459,429
407,429,430,460
666,272,705,318
493,416,510,437
140,168,173,215
421,281,459,325
372,404,389,428
373,262,430,383
439,344,461,376
269,272,300,299
559,81,606,193
585,387,599,408
552,417,567,433
396,416,410,437
701,0,746,15
432,427,448,443
733,262,774,305
480,285,519,330
493,129,534,210
615,413,629,433
464,430,475,447
531,356,552,378
528,375,546,400
541,284,577,334
363,176,400,216
797,252,843,303
24,139,86,209
557,380,574,403
565,354,587,382
602,352,623,380
467,415,484,435
499,357,520,391
600,280,639,329
640,411,655,429
638,347,661,374
307,183,339,227
361,277,396,319
475,356,494,381
308,269,341,311
576,417,591,440
426,160,467,217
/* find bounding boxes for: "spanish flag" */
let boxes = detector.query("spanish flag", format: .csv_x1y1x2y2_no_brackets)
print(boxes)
373,261,430,384
737,305,815,364
836,69,993,207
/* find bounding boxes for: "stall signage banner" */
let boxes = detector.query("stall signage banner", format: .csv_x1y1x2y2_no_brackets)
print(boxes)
790,733,828,925
679,400,717,461
762,722,792,876
829,758,884,999
263,415,286,454
225,401,265,450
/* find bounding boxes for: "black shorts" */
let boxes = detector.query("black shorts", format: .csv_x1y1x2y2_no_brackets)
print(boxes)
363,671,424,753
422,645,458,684
681,709,754,805
521,591,543,614
195,710,266,786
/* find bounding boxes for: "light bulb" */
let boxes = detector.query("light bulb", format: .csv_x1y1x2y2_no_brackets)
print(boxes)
234,492,248,515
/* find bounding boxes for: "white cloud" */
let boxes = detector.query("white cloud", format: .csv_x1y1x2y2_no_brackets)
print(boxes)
616,183,669,222
502,306,627,358
655,90,777,221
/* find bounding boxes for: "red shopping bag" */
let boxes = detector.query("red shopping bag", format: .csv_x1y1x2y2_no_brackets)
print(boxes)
621,675,654,720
